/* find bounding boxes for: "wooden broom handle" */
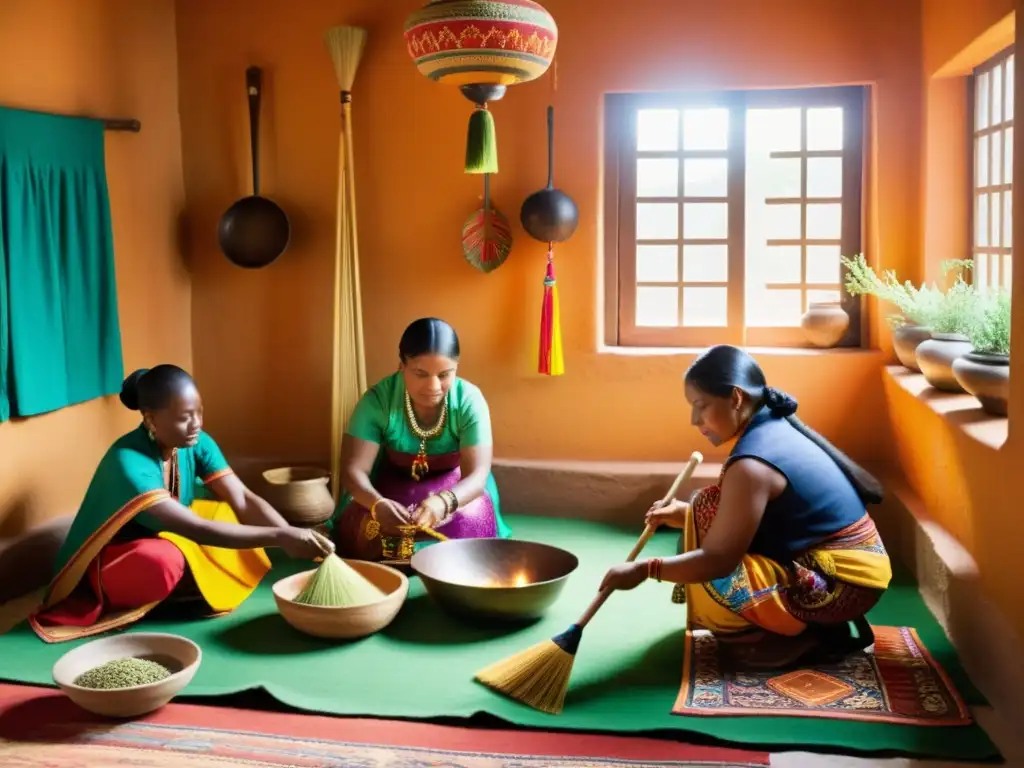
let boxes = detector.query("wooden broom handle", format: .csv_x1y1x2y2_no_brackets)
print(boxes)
575,451,703,629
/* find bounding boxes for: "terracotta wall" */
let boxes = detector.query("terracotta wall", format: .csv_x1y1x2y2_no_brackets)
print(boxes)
889,0,1023,641
0,0,190,534
175,0,920,468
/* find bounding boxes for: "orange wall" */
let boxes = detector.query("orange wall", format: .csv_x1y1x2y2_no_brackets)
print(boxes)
0,0,190,534
175,0,920,467
888,0,1024,641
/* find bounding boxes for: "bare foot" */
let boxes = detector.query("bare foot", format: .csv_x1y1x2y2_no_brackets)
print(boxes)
721,632,819,670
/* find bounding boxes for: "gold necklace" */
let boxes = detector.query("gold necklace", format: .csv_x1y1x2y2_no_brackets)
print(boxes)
405,391,447,481
160,448,180,498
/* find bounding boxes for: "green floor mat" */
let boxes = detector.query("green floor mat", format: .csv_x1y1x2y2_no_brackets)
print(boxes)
0,515,999,761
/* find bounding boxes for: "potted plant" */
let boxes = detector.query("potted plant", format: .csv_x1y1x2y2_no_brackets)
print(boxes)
952,290,1010,415
914,267,980,392
842,254,941,371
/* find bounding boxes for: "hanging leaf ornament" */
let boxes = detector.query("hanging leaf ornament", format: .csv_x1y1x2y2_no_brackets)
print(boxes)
404,0,558,174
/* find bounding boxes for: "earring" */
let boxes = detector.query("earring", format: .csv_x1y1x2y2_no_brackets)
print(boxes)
147,428,156,442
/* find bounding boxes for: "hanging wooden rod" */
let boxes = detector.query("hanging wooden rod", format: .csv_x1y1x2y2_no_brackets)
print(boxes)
0,105,140,132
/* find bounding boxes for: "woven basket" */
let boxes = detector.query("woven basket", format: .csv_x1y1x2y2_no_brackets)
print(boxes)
261,466,335,526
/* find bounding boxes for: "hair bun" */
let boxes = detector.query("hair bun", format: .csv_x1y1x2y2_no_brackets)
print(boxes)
119,368,149,411
763,386,798,417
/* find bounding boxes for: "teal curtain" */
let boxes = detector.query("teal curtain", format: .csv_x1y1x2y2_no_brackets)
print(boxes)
0,107,123,421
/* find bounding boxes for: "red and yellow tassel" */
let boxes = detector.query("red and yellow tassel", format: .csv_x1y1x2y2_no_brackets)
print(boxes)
538,248,565,376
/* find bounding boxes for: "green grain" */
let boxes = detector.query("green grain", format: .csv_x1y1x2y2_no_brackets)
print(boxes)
293,554,385,607
74,657,172,689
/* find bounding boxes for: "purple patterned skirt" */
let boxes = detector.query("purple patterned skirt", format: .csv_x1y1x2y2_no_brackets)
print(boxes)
334,449,498,560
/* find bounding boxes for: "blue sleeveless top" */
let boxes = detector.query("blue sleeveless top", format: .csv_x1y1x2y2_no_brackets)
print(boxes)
725,407,865,563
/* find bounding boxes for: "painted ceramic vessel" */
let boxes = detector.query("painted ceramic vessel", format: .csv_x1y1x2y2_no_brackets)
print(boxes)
800,301,849,348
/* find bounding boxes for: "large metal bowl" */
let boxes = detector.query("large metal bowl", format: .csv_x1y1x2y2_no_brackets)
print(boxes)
410,538,579,622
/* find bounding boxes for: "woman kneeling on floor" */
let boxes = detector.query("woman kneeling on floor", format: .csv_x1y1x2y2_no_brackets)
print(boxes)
600,345,892,668
30,365,332,643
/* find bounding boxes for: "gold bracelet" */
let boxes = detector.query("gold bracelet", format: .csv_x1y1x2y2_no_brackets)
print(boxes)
365,498,383,539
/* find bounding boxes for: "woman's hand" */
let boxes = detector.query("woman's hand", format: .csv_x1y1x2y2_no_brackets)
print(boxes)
645,498,690,530
599,561,647,592
412,494,448,528
278,527,335,560
372,498,413,530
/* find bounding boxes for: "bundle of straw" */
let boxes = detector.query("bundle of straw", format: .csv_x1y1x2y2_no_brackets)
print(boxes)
294,552,385,607
475,451,704,714
326,25,369,503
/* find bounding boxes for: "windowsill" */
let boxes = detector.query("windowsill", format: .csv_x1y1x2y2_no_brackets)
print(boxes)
599,344,884,358
885,365,1008,450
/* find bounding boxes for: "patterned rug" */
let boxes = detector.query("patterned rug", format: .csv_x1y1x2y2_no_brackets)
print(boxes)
673,625,972,725
0,683,769,767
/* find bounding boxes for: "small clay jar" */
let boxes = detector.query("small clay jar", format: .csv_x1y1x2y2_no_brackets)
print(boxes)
800,302,850,348
261,467,335,526
892,324,932,372
915,333,973,392
952,352,1010,416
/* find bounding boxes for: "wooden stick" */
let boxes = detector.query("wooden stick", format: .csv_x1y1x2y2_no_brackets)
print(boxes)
575,451,703,629
418,525,450,542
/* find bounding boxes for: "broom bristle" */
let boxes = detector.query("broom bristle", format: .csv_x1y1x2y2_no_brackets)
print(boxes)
466,109,498,174
293,553,385,607
474,624,583,715
325,26,368,91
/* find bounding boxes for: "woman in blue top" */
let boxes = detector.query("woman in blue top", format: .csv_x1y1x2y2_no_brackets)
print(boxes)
333,318,511,560
600,345,892,668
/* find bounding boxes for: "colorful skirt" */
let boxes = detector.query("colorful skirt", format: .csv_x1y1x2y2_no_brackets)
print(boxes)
334,449,502,560
681,484,893,638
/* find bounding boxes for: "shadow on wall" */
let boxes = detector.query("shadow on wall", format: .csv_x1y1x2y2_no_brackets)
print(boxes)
0,509,72,605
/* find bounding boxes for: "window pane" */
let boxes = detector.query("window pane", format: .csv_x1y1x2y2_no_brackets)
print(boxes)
747,288,802,327
993,63,1004,124
807,107,844,151
989,253,1001,288
807,157,842,198
1003,253,1013,289
976,195,989,247
992,129,1003,185
761,157,802,198
1007,55,1015,118
637,109,679,151
683,202,728,239
807,289,841,309
636,202,678,239
682,244,728,282
764,204,802,240
636,244,678,282
806,203,842,239
637,158,679,197
992,191,1003,247
683,287,728,326
975,252,988,288
636,286,678,326
1005,190,1013,248
747,107,801,152
977,71,990,130
682,108,729,151
1005,127,1013,184
683,158,728,197
977,134,989,188
806,244,842,284
755,244,802,284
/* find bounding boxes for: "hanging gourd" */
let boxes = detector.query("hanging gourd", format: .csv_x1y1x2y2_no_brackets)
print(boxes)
403,0,558,174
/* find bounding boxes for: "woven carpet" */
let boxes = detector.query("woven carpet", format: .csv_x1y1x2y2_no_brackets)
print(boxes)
674,626,972,725
0,682,768,767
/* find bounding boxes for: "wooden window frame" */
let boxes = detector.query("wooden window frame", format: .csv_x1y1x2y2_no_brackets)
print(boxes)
604,86,865,348
969,46,1014,291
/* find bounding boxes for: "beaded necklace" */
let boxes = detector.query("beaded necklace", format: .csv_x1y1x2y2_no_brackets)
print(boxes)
405,391,447,481
161,448,180,499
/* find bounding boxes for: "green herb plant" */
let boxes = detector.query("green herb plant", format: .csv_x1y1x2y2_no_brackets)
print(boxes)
841,254,943,329
968,290,1011,357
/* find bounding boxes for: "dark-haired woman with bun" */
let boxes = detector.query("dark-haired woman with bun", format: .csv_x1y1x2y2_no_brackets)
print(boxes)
599,345,892,668
29,365,333,643
333,318,510,560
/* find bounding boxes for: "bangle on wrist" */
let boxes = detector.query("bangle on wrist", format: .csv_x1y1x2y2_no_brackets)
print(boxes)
646,557,663,582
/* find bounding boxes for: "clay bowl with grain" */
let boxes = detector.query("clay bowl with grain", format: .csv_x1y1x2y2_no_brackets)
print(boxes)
272,559,409,640
411,538,579,622
52,632,202,718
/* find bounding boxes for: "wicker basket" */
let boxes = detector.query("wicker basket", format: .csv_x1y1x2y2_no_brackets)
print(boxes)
261,466,335,526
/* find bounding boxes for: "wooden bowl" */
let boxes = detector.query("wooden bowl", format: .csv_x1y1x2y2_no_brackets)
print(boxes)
272,559,409,639
261,466,335,526
410,538,578,622
52,632,201,718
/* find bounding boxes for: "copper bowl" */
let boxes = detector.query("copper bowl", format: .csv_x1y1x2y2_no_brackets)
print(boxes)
410,538,578,622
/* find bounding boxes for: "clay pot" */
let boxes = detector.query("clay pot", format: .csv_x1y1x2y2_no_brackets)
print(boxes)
952,352,1010,416
892,324,932,372
800,301,850,348
261,466,335,526
915,333,973,392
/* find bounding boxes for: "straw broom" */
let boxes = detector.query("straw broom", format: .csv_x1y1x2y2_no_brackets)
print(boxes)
474,451,704,715
326,25,369,503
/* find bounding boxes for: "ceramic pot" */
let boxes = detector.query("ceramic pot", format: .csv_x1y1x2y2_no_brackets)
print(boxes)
892,324,932,372
915,333,973,392
261,466,335,526
800,301,850,348
952,352,1010,416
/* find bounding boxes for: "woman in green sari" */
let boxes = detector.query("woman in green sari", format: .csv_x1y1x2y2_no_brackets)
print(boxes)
334,318,510,560
30,365,332,643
